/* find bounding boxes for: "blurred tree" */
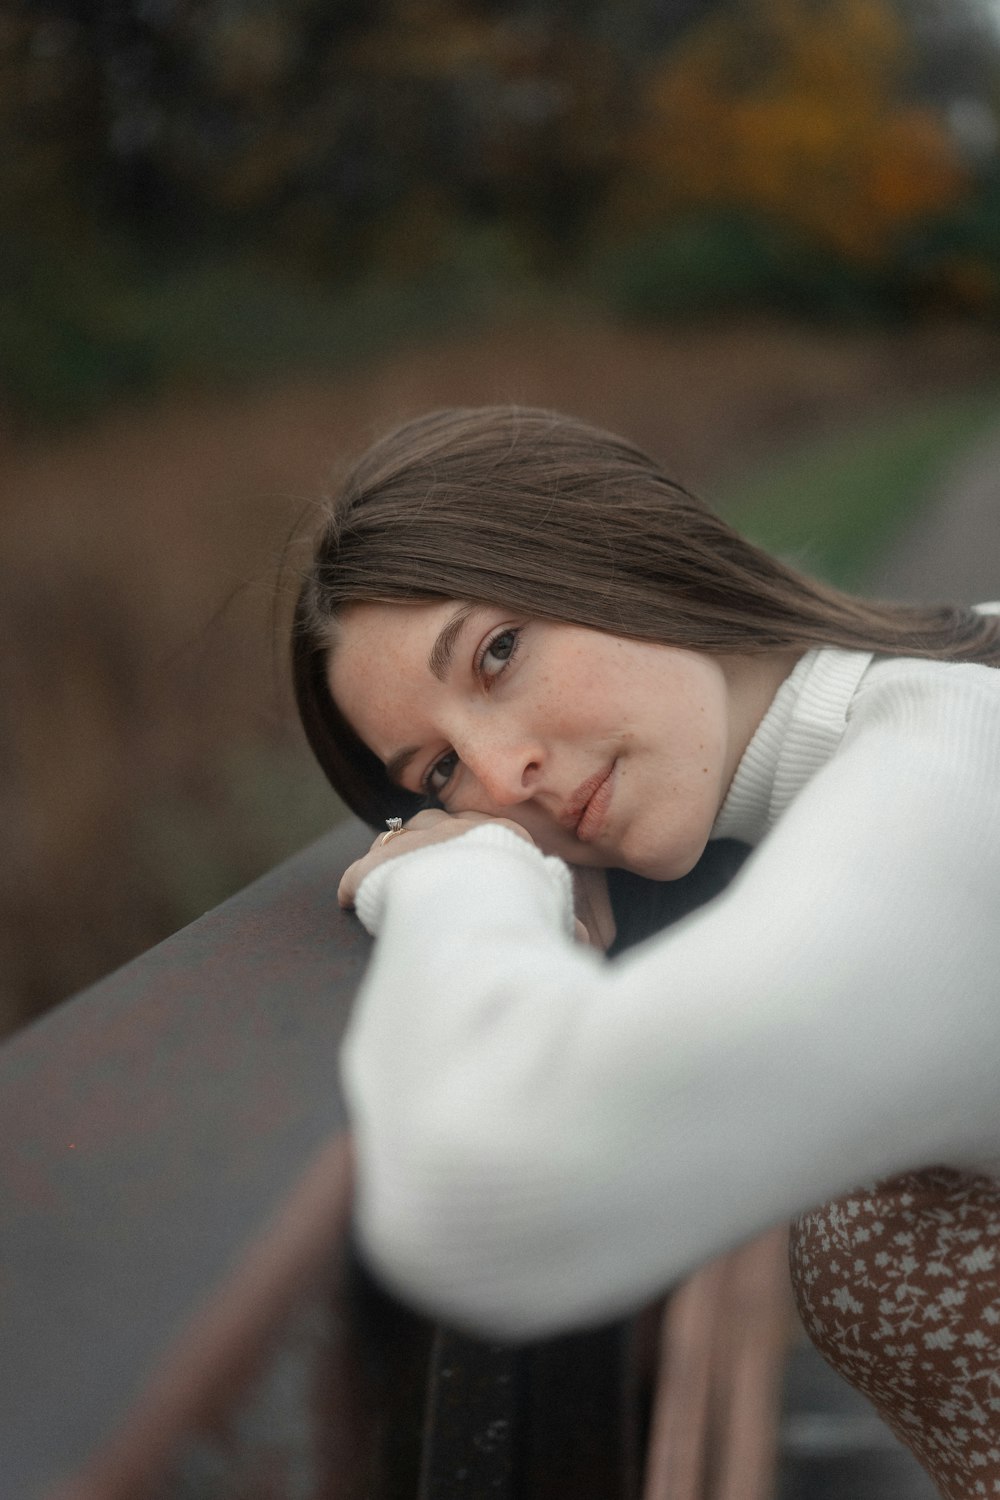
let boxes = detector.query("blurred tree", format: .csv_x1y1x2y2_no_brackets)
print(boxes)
891,0,1000,310
0,5,96,235
0,0,727,278
0,0,997,424
621,0,969,262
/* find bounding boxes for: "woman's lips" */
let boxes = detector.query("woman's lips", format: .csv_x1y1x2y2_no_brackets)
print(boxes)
574,763,616,843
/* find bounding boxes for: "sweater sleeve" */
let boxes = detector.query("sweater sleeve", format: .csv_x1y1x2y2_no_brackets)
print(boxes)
353,821,576,939
340,665,1000,1339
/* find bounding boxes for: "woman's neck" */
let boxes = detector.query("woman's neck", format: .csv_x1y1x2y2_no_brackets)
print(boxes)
720,649,805,799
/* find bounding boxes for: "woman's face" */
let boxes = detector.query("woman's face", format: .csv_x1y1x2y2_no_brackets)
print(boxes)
328,600,760,879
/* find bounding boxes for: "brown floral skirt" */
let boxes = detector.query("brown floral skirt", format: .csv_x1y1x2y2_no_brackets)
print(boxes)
790,1167,1000,1498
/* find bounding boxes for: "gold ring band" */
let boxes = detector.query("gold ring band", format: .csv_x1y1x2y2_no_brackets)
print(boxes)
379,817,405,846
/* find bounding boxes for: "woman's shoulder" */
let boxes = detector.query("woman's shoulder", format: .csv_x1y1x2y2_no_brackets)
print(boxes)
846,645,1000,752
861,648,1000,687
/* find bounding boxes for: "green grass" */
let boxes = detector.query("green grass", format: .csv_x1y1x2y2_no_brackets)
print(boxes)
714,388,1000,588
0,224,531,428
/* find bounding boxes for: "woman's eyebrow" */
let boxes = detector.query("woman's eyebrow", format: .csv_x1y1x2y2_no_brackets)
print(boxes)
428,603,478,682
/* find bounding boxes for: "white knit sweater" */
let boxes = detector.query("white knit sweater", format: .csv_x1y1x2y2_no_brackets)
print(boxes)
342,647,1000,1338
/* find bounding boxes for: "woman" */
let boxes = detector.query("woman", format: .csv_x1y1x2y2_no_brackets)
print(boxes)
293,406,1000,1497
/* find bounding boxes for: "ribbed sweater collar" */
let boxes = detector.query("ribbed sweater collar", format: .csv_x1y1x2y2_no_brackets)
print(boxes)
712,646,875,846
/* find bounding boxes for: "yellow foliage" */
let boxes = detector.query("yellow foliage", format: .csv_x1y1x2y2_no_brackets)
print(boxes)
626,0,968,261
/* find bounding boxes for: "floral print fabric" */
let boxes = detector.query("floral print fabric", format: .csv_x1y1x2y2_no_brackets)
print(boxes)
790,1168,1000,1497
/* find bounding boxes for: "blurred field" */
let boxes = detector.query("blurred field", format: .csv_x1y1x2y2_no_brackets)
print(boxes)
2,310,998,1034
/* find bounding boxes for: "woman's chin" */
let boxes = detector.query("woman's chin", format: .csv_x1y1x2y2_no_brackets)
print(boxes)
620,833,709,883
535,827,708,883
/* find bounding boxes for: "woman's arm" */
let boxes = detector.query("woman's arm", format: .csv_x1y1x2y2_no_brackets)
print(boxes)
341,669,1000,1339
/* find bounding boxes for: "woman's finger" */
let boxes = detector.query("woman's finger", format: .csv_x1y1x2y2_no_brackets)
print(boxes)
571,867,616,953
367,807,452,851
341,811,535,909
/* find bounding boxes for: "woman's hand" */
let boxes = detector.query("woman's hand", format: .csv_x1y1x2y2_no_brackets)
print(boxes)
571,866,617,953
337,809,535,909
338,810,616,951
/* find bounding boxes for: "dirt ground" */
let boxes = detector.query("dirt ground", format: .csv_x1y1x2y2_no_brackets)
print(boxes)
2,312,998,1029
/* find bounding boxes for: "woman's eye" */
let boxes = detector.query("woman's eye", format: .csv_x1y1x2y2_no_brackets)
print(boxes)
480,628,519,680
426,750,459,795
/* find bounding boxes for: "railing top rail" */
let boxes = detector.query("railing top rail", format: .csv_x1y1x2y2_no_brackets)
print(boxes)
0,817,373,1500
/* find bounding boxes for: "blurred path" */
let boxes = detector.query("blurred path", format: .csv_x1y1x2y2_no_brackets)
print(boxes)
777,417,1000,1499
868,413,1000,603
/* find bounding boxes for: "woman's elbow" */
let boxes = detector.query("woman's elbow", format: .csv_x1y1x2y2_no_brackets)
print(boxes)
351,1107,593,1339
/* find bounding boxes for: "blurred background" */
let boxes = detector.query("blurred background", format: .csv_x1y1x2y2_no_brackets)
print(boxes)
3,0,1000,1036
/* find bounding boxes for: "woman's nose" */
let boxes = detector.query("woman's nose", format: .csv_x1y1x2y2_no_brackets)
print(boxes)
463,735,543,809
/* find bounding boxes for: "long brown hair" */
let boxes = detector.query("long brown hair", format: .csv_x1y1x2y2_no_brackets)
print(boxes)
293,405,1000,827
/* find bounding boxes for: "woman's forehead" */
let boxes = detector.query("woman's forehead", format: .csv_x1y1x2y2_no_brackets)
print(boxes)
326,599,469,752
332,598,467,660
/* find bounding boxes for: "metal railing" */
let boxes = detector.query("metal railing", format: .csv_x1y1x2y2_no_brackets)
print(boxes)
0,820,792,1500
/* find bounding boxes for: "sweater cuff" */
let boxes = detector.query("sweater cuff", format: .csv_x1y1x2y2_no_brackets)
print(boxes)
353,823,576,938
